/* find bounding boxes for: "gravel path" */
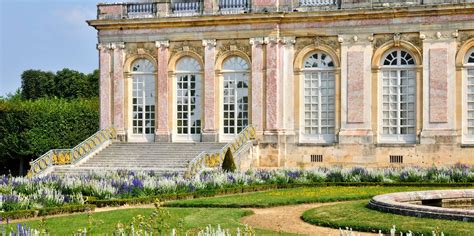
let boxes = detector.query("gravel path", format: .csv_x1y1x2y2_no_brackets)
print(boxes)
241,202,377,236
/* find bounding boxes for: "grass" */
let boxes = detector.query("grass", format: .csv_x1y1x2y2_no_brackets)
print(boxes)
8,207,295,235
164,186,473,208
301,200,474,236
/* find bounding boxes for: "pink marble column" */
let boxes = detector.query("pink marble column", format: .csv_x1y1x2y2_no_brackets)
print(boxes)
202,39,218,142
155,41,171,142
203,0,216,14
98,43,112,130
264,37,281,132
249,38,265,133
112,42,126,136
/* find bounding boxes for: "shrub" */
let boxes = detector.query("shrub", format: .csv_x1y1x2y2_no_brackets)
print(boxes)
222,149,236,172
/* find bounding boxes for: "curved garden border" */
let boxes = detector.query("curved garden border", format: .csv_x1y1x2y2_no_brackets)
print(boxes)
367,189,474,222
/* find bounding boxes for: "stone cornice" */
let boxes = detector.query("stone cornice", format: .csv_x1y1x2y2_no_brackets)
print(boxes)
88,4,474,31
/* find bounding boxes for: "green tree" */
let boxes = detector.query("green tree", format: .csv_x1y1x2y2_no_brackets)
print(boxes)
54,68,89,99
21,70,55,100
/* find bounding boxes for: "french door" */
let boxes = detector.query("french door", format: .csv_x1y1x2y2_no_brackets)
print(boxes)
175,73,202,141
130,74,155,142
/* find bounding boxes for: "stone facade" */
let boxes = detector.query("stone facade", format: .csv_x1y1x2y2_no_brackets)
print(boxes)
89,1,474,168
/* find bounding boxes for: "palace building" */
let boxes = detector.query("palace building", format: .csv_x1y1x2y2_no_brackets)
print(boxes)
88,0,474,168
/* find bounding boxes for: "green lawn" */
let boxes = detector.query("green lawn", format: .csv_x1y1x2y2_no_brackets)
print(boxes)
164,186,472,208
302,200,474,236
10,208,294,235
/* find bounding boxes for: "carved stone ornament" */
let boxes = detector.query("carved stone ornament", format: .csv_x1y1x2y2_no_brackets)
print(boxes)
295,36,340,57
457,31,474,50
171,41,204,58
216,39,251,59
373,33,422,52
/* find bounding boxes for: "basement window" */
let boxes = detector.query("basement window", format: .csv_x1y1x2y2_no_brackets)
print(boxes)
310,154,323,163
390,155,403,164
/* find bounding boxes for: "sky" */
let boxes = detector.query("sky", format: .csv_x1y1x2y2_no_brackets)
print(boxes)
0,0,120,96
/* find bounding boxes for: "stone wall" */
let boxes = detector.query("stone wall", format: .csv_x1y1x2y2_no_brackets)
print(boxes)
91,4,474,167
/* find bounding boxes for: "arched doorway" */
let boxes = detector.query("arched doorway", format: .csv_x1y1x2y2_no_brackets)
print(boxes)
129,59,156,142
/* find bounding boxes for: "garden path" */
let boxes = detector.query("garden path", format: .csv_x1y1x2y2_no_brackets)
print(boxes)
241,202,377,236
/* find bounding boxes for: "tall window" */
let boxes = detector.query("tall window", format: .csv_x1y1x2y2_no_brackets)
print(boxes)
222,56,249,136
380,49,416,143
301,51,335,143
131,59,156,142
464,48,474,143
175,57,202,141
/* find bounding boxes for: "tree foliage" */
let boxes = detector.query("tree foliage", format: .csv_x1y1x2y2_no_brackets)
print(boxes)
21,69,99,100
0,98,99,175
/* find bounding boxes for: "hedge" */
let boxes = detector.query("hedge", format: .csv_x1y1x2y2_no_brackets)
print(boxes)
0,98,99,175
0,204,96,221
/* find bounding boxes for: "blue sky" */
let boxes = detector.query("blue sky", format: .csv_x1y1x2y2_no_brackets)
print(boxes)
0,0,118,96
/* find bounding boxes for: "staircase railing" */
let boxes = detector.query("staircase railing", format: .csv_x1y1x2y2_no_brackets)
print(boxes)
27,127,117,177
185,125,256,177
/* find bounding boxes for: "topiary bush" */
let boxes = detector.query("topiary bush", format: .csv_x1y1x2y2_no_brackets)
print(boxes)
221,149,236,172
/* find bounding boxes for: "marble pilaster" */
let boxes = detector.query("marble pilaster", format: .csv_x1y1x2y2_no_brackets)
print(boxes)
155,40,171,142
98,43,112,130
249,37,265,134
264,37,281,133
339,35,374,143
202,39,218,142
420,31,458,144
112,42,126,139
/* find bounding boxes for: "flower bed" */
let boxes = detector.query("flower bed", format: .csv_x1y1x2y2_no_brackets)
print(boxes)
1,166,473,213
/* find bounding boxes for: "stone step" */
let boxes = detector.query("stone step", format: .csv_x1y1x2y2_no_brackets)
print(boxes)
50,142,224,176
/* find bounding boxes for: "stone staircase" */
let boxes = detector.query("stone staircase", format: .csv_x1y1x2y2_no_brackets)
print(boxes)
51,142,225,176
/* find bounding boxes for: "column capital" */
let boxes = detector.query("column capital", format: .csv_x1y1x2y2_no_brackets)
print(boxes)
249,37,265,46
155,40,170,48
282,37,296,46
110,42,125,50
263,36,281,45
97,43,112,51
202,39,217,47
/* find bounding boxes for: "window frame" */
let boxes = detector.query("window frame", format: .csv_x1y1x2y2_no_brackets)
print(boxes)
463,48,474,144
299,51,336,144
378,48,417,144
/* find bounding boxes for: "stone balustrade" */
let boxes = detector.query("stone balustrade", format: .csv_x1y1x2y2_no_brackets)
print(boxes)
300,0,335,7
172,1,202,16
97,0,469,20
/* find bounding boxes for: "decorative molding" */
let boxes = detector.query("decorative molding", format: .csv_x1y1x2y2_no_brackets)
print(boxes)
171,41,204,57
125,42,157,61
155,40,170,48
295,36,340,57
457,30,474,50
216,39,251,59
249,37,265,46
202,39,217,48
373,33,422,52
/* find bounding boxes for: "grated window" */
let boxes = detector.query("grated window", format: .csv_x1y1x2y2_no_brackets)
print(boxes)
390,155,403,164
310,154,323,163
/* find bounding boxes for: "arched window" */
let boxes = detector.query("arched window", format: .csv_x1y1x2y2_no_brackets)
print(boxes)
222,56,249,136
131,59,156,142
380,49,416,143
464,48,474,142
175,57,202,141
301,51,335,143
